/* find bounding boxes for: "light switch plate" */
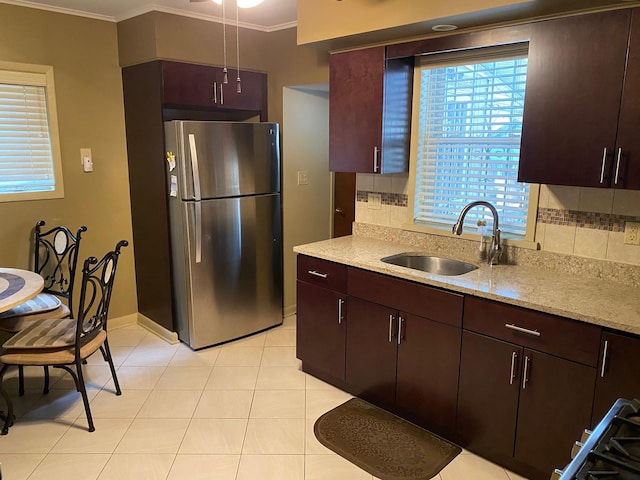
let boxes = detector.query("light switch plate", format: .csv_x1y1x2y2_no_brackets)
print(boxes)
80,148,93,173
297,170,309,185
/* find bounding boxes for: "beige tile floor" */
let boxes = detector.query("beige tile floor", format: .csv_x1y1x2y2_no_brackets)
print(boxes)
0,315,530,480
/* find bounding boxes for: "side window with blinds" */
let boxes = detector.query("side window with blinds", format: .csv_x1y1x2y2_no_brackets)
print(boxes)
0,64,64,202
410,44,535,240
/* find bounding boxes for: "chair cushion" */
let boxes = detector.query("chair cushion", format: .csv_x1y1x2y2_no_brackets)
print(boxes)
0,293,62,319
0,329,106,366
0,303,70,333
2,316,76,349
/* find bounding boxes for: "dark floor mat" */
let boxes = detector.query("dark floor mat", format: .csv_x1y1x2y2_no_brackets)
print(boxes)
314,397,461,480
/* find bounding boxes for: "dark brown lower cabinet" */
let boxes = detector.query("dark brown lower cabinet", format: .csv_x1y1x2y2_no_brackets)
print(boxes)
457,331,597,480
457,331,521,464
296,281,346,385
592,330,640,425
345,297,397,405
395,312,461,436
514,348,596,478
345,296,461,436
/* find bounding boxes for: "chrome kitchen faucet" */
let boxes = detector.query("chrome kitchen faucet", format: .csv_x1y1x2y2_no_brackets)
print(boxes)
452,201,503,265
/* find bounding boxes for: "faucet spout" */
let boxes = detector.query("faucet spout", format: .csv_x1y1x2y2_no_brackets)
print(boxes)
452,201,502,266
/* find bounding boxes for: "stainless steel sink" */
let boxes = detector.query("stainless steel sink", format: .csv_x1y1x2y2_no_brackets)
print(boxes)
381,253,478,276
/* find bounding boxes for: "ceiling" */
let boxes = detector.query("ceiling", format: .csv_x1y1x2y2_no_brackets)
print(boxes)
0,0,297,30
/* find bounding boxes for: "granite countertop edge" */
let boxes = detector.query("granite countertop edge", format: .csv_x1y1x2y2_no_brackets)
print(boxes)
294,236,640,336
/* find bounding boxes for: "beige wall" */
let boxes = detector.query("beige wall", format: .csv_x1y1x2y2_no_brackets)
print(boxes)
0,4,137,319
282,87,331,315
117,12,330,313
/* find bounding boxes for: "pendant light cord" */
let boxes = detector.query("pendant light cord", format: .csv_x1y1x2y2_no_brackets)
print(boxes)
236,0,242,93
222,0,228,83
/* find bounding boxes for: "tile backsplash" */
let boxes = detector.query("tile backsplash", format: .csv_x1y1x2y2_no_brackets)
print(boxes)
354,173,640,267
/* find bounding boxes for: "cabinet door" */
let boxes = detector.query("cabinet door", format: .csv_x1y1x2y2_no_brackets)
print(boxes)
395,312,461,436
329,47,384,173
457,331,521,464
162,61,220,108
518,9,630,187
515,349,596,479
592,331,640,424
345,296,397,406
296,281,346,384
614,9,640,190
218,69,267,114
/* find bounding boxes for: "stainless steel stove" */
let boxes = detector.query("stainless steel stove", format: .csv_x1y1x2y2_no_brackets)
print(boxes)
555,398,640,480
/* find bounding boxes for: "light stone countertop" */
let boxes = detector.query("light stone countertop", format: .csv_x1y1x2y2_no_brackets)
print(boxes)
293,235,640,336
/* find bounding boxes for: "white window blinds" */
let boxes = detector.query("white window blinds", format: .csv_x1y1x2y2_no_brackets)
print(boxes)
0,67,62,200
413,45,530,238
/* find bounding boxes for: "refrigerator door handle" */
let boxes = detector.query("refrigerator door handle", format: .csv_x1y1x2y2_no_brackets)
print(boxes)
188,134,202,201
193,201,202,264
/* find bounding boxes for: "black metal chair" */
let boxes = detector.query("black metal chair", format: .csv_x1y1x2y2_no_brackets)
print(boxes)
0,240,128,434
0,220,87,395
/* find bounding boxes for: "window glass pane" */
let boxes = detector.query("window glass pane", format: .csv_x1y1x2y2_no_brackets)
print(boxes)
0,79,57,195
414,52,530,238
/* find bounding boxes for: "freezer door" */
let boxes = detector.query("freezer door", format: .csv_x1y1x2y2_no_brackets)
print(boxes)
174,193,283,349
166,121,280,200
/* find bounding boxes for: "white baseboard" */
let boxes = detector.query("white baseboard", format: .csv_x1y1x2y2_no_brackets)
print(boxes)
283,304,296,317
137,313,180,344
108,313,138,330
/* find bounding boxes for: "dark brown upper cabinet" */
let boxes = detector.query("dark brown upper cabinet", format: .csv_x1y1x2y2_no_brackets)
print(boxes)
518,9,640,190
329,46,413,173
615,10,640,190
161,61,267,118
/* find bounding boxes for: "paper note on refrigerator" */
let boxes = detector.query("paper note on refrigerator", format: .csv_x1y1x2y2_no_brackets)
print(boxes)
170,175,178,197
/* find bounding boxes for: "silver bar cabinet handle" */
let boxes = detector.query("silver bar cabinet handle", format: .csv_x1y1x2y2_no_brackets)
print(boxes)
307,270,328,279
600,147,608,184
600,340,609,378
522,355,530,389
220,82,224,105
509,351,517,385
615,148,622,185
388,314,394,343
505,323,541,337
337,298,344,325
373,146,379,173
213,82,217,104
397,316,404,345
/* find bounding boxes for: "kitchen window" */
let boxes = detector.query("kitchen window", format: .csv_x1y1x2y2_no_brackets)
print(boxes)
408,43,538,242
0,62,64,202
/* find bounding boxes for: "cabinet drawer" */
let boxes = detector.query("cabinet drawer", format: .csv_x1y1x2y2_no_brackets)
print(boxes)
348,267,463,327
463,296,601,366
297,255,347,292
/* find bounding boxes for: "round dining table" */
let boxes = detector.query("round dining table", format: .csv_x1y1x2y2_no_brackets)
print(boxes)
0,267,44,314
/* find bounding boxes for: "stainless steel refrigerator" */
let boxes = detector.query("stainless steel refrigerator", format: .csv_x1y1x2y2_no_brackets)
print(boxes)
164,120,283,349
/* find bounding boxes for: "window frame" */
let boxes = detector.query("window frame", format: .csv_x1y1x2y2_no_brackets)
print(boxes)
405,44,539,248
0,61,64,202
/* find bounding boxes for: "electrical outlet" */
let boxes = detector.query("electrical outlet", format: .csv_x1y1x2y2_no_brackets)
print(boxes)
624,221,640,246
368,193,382,210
